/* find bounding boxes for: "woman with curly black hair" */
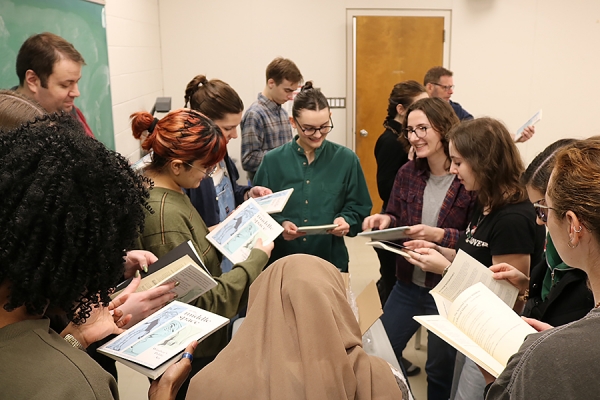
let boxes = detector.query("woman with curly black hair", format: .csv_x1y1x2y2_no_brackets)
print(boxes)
0,114,194,400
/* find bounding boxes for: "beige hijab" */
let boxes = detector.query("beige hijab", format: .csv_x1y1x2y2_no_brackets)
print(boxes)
186,254,402,400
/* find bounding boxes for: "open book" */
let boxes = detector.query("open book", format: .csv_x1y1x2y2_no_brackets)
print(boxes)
514,109,542,142
358,226,410,241
206,198,283,264
112,241,216,304
254,188,294,214
429,249,519,316
296,224,338,235
413,250,535,377
98,301,229,379
414,283,536,377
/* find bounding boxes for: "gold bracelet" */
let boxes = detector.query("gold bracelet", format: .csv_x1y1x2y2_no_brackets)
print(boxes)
63,334,85,351
442,263,452,277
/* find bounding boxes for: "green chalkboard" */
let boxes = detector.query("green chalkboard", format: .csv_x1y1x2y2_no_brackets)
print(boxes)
0,0,114,149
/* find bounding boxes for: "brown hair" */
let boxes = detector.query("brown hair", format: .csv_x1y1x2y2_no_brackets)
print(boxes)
547,138,600,242
423,66,453,86
521,139,577,195
402,97,459,172
266,57,303,85
385,80,427,123
291,81,329,119
16,32,85,87
131,109,227,173
448,117,527,211
184,75,244,120
0,90,45,130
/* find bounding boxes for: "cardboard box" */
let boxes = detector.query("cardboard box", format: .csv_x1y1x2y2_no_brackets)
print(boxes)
341,273,383,336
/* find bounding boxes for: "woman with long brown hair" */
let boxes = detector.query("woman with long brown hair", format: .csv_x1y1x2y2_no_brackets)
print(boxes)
404,117,545,400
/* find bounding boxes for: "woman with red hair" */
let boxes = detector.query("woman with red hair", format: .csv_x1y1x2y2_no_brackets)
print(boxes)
131,109,273,399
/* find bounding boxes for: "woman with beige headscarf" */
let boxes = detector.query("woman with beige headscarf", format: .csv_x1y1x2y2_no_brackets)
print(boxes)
185,254,407,400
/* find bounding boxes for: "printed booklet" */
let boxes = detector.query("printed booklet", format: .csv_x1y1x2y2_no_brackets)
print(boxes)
358,226,410,241
296,224,338,235
413,250,532,377
206,198,283,264
98,301,229,379
254,188,294,214
112,241,216,304
514,109,542,142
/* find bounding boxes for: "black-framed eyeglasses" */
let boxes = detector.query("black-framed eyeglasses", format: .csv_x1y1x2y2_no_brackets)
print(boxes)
185,162,217,178
431,82,455,92
293,117,334,136
533,199,556,223
403,125,431,139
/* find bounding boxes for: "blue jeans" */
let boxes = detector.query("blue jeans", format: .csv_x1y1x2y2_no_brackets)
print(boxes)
381,280,456,400
215,168,236,273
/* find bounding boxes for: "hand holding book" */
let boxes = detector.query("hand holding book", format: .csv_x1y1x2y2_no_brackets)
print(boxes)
115,272,178,328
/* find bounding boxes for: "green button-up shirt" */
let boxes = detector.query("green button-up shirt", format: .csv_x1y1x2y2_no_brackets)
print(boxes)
254,137,372,271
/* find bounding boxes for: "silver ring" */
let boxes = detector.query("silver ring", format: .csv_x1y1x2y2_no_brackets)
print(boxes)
181,352,194,362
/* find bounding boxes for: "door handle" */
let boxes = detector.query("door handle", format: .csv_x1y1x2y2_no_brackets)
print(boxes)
360,129,368,137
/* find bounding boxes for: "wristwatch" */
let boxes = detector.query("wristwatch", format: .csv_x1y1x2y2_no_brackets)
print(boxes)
63,333,85,351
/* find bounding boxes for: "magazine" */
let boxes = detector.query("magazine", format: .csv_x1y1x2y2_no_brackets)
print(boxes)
206,198,283,264
98,301,229,379
254,188,294,214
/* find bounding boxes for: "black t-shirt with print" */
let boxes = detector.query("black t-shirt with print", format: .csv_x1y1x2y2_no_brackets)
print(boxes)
457,201,545,268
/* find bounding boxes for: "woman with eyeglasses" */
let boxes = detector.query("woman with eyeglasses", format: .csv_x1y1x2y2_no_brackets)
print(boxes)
183,75,272,273
131,109,273,399
490,138,593,326
253,81,371,272
362,97,476,400
402,117,545,400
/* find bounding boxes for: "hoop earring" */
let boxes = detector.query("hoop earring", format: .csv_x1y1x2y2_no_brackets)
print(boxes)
568,238,579,249
575,226,583,233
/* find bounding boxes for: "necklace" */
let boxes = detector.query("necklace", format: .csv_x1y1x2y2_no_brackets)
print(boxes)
466,212,487,240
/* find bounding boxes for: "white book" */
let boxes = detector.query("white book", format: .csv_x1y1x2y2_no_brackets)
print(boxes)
358,226,410,241
254,188,294,214
296,224,338,235
98,301,229,379
414,283,536,377
514,109,542,142
206,198,283,264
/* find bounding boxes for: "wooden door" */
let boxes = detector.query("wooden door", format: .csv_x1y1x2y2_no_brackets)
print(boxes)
354,16,444,213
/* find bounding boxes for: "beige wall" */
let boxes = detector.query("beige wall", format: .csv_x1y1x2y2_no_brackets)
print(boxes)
109,0,600,167
106,0,163,162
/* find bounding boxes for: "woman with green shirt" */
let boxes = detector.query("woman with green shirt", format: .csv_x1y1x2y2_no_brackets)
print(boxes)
254,82,372,272
131,109,273,400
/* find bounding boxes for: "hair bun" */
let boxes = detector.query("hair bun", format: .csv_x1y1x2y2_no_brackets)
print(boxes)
301,81,314,91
